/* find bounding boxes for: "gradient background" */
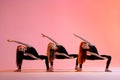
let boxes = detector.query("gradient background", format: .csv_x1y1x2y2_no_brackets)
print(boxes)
0,0,120,70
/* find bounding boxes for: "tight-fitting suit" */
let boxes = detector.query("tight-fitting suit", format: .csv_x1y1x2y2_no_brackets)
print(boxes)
16,45,49,71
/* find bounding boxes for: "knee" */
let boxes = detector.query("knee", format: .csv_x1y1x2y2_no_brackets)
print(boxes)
107,56,112,60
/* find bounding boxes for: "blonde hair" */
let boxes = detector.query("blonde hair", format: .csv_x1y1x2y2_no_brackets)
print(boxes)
46,43,55,62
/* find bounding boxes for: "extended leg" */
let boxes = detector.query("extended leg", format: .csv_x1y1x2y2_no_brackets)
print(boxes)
101,55,112,72
86,55,112,72
75,58,82,72
37,55,50,71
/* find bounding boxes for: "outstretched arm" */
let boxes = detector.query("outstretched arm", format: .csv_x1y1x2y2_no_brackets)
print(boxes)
87,51,107,59
24,53,41,59
7,39,31,47
73,33,94,46
55,52,73,59
41,33,59,45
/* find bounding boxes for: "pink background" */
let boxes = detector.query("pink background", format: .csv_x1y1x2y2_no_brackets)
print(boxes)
0,0,120,70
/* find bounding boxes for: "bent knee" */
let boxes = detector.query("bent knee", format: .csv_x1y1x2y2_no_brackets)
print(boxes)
107,55,112,60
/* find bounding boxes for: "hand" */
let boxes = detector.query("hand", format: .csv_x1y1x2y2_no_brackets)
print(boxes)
73,33,77,36
7,39,14,42
69,56,74,59
41,33,46,37
102,57,107,60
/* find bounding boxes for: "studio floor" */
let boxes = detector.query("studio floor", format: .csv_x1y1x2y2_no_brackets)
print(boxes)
0,68,120,80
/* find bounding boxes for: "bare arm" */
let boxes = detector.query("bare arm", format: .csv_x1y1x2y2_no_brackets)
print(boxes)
73,33,94,46
41,33,59,45
87,51,106,59
24,53,38,59
55,52,72,58
7,39,31,47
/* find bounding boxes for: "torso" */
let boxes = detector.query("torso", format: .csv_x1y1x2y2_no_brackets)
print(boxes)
55,45,68,55
89,45,99,54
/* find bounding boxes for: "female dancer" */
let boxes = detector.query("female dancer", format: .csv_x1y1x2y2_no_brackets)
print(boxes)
73,33,112,72
41,34,78,71
7,39,50,72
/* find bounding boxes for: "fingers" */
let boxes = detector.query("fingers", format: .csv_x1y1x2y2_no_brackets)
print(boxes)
41,33,45,37
103,56,107,59
73,33,76,36
7,39,13,42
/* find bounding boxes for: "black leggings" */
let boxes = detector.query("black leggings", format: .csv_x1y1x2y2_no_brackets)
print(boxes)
76,55,112,69
50,54,78,67
16,51,49,70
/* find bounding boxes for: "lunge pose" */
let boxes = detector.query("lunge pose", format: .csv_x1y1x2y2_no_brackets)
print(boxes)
7,39,50,72
73,33,112,72
41,34,78,71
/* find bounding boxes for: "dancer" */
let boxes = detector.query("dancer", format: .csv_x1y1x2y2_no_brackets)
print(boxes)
73,33,112,72
41,34,78,71
7,39,51,72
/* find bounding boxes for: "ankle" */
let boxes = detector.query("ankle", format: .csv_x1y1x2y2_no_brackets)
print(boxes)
14,69,21,72
105,69,112,72
75,68,82,72
75,66,78,70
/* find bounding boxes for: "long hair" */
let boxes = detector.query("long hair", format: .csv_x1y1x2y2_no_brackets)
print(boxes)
78,42,87,64
46,43,55,62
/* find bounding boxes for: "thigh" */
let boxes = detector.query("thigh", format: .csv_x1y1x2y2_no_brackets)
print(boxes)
38,55,47,59
100,55,111,59
86,55,104,60
68,54,78,58
55,55,68,59
23,56,36,60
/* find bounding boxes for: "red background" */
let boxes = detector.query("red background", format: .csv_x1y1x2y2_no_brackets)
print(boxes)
0,0,120,70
